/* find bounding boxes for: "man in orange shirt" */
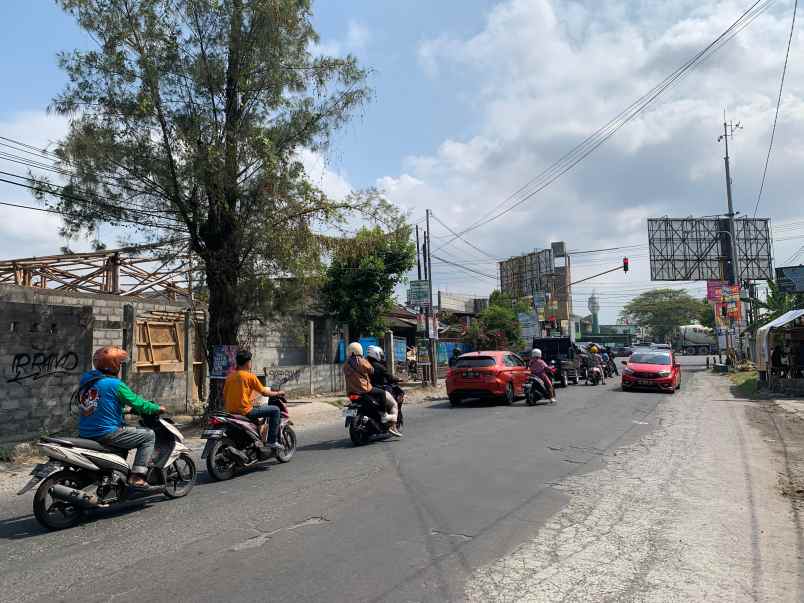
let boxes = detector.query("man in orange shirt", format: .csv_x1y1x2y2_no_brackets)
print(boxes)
223,350,284,451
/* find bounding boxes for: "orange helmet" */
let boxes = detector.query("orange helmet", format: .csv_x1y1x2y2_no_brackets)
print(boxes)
93,346,128,375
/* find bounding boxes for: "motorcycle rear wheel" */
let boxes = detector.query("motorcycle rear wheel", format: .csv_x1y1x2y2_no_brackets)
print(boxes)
349,420,370,446
205,438,237,481
33,470,90,531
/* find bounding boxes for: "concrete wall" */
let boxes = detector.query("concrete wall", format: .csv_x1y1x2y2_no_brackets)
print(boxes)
0,301,93,444
0,285,194,444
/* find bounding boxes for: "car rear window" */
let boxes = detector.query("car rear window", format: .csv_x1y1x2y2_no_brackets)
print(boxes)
630,353,672,365
454,356,496,368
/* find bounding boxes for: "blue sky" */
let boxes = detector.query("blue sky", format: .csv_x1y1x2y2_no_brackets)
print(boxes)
1,1,803,323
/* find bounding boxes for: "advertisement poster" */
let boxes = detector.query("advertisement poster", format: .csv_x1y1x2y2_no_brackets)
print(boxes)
706,280,730,302
211,345,239,380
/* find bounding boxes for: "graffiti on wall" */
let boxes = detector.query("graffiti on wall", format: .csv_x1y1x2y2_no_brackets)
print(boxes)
6,351,80,384
263,367,304,386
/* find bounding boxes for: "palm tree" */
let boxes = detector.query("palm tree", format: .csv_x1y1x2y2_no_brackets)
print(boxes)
747,280,804,331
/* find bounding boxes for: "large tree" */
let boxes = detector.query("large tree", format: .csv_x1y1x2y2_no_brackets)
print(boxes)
621,289,709,343
321,222,416,338
41,0,374,361
464,291,524,351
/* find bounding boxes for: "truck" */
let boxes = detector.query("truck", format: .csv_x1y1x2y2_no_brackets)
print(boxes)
530,337,581,387
676,324,717,355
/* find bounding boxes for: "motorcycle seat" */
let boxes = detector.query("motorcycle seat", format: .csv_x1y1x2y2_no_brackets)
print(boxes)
41,436,124,453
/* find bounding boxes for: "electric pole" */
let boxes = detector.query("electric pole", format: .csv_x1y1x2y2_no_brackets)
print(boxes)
718,116,742,286
415,225,422,280
425,209,437,386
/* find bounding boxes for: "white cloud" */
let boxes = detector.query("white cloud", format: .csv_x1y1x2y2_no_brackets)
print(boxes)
399,0,804,318
298,148,353,200
312,19,371,58
346,20,371,51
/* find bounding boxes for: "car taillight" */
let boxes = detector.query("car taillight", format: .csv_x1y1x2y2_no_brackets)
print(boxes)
208,416,223,426
348,394,360,401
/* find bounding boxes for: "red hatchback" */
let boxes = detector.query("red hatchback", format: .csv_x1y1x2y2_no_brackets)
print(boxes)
446,351,530,406
621,350,681,393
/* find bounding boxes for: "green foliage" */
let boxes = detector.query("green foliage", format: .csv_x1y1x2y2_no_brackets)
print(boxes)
748,280,804,330
464,290,524,350
322,221,416,338
43,0,374,351
698,298,716,329
620,289,710,343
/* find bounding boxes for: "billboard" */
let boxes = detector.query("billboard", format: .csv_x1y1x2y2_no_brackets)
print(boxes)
776,265,804,294
648,217,772,281
499,249,554,298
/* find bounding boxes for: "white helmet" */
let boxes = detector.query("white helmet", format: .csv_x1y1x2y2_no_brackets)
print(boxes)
532,348,542,359
366,345,384,361
347,342,363,357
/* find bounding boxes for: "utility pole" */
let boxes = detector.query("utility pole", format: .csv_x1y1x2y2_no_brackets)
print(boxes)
415,225,422,280
425,209,437,386
718,116,742,286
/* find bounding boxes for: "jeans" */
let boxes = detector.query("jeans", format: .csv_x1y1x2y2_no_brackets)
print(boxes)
247,405,281,444
99,427,155,474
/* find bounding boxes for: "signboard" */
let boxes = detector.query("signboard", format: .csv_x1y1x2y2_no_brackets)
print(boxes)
499,249,554,298
394,337,407,364
518,312,539,341
211,345,239,380
428,316,439,340
416,338,431,366
648,217,772,281
408,280,431,306
777,265,804,294
706,280,730,302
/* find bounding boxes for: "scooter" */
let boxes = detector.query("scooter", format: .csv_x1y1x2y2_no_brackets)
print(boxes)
343,384,405,446
524,375,553,405
587,366,604,386
18,413,196,531
201,384,297,481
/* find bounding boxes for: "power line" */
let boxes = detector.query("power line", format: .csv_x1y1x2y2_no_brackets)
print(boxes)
430,254,498,280
753,0,798,217
429,212,497,260
434,0,777,250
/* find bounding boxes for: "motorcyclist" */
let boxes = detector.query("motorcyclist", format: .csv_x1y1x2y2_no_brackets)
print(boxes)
223,350,285,451
528,348,556,402
605,347,619,376
343,342,402,438
78,346,166,488
366,346,404,435
588,345,606,385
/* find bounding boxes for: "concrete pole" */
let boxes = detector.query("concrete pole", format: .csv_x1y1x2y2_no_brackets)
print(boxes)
309,320,315,396
385,330,395,376
426,210,437,386
184,309,192,414
722,120,741,286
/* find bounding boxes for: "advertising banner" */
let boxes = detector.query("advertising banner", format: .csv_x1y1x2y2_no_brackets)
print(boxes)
211,345,239,380
706,280,730,302
408,280,431,307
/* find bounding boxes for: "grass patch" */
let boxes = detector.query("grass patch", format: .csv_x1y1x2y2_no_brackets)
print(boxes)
730,370,759,399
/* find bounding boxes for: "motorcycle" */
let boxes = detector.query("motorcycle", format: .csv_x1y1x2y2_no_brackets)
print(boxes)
524,374,554,406
343,383,405,446
587,366,603,386
201,381,297,481
18,413,196,531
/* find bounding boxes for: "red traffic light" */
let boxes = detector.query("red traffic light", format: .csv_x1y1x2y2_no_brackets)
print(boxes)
623,257,629,272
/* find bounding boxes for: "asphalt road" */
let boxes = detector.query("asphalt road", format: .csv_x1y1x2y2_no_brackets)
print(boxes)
0,357,707,603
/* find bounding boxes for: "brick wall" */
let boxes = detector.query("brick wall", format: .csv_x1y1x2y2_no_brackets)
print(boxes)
0,301,93,444
0,285,196,444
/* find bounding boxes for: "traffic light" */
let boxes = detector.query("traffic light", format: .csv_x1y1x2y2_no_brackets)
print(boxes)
623,257,629,272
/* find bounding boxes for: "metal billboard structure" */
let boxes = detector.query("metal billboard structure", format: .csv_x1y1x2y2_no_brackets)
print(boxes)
647,217,772,282
499,249,554,298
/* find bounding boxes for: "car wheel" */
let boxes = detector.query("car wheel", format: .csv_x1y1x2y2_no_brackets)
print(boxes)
502,382,514,405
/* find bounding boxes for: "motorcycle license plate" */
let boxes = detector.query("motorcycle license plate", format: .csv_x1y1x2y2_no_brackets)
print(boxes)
201,430,224,439
343,408,358,418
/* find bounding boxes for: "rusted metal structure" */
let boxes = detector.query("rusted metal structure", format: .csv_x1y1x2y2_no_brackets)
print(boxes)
0,241,193,300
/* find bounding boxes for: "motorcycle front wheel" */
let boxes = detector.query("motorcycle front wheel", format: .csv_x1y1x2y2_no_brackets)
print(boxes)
276,426,297,463
163,453,196,498
33,470,91,531
205,438,237,481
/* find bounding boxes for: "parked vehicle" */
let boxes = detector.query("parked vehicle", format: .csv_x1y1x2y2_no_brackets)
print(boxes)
611,346,633,357
621,350,681,393
531,337,581,387
676,324,717,355
202,385,297,481
343,383,405,445
18,414,195,531
446,351,529,406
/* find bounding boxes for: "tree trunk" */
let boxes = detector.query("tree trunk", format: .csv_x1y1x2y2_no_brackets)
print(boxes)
205,248,243,410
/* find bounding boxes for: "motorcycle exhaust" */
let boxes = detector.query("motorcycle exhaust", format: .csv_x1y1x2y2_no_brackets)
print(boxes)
49,485,106,509
223,446,250,465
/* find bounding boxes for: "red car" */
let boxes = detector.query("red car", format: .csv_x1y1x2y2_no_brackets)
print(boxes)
621,350,681,393
446,351,530,406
